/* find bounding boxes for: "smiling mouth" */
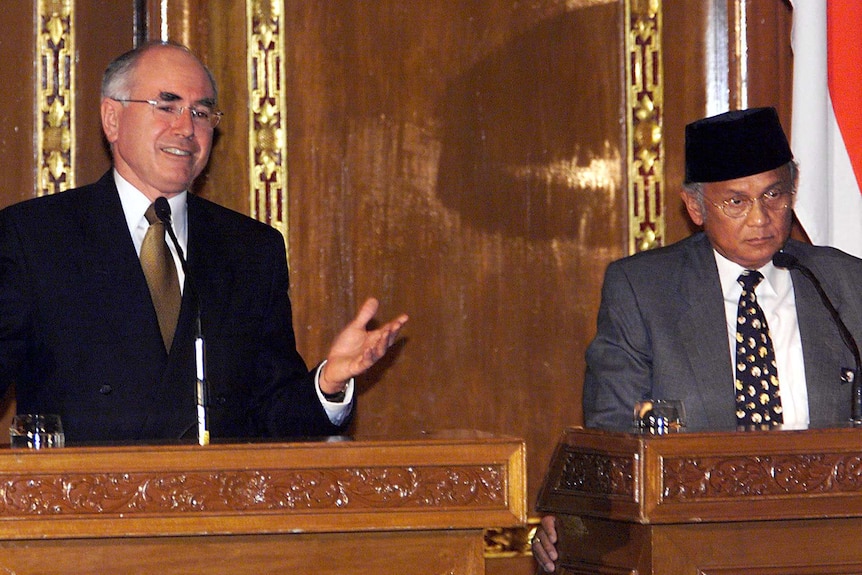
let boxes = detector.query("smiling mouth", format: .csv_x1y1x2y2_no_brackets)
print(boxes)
162,147,193,157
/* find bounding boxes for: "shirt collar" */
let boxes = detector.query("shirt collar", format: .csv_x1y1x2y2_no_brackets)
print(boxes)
713,248,791,300
114,170,188,242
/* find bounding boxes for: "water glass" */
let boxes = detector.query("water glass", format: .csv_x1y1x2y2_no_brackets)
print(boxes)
633,399,686,434
10,414,65,449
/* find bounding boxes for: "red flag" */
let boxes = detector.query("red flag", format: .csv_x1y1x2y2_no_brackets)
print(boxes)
792,0,862,257
827,0,862,195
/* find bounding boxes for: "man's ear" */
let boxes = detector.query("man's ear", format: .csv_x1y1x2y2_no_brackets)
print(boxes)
100,98,120,144
681,189,705,226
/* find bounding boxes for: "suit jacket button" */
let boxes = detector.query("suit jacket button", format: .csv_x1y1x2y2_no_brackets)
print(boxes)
99,385,113,395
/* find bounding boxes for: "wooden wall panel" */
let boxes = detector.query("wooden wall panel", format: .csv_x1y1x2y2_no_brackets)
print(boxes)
661,0,710,243
270,1,625,511
74,2,136,186
0,1,38,209
196,0,249,215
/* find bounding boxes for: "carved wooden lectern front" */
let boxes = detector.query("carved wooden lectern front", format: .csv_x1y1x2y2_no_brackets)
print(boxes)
537,426,862,574
0,431,525,574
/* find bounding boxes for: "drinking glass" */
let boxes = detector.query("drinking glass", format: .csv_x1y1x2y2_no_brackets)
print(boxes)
10,414,65,449
633,399,686,434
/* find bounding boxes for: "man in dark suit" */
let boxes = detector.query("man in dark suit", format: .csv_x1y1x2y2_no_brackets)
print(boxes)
0,41,408,442
532,107,862,572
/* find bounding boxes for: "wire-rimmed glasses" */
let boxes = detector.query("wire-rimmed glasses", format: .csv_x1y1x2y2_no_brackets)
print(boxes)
707,190,795,218
111,98,223,129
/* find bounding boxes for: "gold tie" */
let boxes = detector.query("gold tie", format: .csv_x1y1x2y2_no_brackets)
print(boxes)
140,203,181,351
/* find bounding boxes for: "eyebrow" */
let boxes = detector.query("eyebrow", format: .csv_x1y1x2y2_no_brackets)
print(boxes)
158,91,217,109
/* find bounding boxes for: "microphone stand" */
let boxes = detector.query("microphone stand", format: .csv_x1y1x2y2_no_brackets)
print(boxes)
155,198,210,445
773,251,862,423
193,317,209,446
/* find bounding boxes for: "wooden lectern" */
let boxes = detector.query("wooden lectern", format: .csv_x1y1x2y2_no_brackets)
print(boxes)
0,431,525,574
537,426,862,574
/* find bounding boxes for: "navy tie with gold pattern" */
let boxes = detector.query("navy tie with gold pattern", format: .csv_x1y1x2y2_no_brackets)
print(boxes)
735,270,783,426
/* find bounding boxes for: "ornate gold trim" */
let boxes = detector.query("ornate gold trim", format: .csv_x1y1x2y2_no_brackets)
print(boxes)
484,519,540,559
36,0,75,196
247,0,290,249
625,0,664,252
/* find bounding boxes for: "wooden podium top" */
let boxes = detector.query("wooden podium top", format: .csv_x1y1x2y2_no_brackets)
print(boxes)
0,430,526,540
536,425,862,525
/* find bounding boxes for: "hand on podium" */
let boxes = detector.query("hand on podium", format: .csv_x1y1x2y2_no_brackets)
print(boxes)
531,515,559,572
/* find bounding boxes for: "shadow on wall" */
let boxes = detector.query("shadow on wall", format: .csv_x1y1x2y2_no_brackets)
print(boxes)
435,4,624,244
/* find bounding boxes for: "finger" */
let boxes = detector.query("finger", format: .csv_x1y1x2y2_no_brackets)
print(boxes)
349,297,380,328
383,315,409,343
371,316,407,349
531,537,555,573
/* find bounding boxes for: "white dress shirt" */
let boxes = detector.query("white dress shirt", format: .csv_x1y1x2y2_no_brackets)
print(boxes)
715,250,809,428
113,171,353,424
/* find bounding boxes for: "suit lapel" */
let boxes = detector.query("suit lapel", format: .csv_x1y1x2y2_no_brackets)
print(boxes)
784,242,852,423
79,173,163,342
676,235,737,428
184,195,234,329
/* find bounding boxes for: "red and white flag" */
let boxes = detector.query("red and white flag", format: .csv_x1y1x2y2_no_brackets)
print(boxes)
792,0,862,258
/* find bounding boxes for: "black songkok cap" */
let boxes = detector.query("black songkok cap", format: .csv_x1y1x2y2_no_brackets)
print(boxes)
684,107,793,183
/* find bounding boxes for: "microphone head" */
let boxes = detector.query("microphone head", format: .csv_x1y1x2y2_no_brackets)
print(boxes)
154,196,172,225
772,251,798,269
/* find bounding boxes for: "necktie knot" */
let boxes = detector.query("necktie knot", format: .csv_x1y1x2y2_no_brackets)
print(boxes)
145,203,160,226
737,270,764,292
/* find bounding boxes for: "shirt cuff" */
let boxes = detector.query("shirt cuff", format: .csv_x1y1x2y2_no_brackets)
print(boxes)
314,361,354,426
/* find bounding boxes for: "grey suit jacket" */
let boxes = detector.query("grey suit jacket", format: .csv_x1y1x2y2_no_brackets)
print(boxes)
582,232,862,430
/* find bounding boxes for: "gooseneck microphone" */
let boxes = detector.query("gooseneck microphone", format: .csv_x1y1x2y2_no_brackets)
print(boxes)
154,197,210,445
772,251,862,422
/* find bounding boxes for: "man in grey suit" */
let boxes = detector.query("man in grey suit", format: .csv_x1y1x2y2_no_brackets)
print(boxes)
532,107,862,572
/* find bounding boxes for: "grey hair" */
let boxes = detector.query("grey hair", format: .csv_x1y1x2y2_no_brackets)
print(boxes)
682,160,799,220
101,40,218,101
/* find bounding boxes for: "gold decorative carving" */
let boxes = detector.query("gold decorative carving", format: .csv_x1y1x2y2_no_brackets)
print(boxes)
663,453,862,500
484,518,539,558
247,0,289,246
625,0,664,252
36,0,75,196
0,464,505,517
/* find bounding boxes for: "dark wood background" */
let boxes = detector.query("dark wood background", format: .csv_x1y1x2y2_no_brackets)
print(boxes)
0,1,793,573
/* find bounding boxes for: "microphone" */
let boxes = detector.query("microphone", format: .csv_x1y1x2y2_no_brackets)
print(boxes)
772,250,862,422
154,197,210,445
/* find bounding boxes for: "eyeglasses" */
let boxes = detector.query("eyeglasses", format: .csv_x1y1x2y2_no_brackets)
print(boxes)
112,98,223,129
706,190,795,219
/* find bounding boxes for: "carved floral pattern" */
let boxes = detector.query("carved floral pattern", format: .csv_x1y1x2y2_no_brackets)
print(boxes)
0,465,505,517
553,447,635,499
663,454,862,500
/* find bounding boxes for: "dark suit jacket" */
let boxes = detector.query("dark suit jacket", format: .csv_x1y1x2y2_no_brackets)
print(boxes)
0,171,350,442
583,232,862,430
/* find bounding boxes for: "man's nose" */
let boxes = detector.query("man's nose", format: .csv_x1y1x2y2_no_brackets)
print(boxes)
170,106,195,135
745,196,770,224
